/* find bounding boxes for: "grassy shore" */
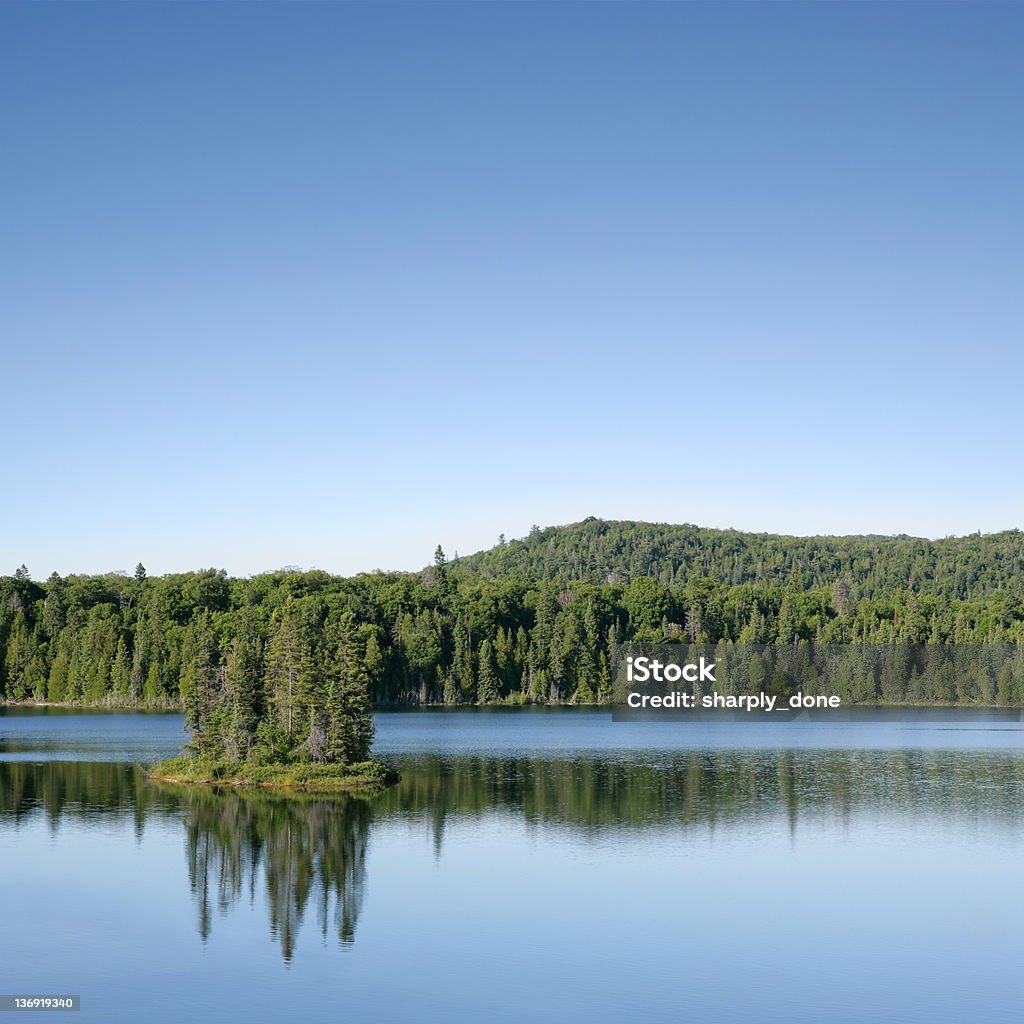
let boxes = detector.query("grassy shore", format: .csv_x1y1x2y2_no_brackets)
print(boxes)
148,756,399,791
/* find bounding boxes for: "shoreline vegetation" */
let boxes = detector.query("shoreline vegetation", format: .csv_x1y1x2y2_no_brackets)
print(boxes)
5,695,1024,712
3,520,1024,713
147,756,399,791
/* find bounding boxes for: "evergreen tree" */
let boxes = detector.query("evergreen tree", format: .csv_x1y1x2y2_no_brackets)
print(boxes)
47,639,70,703
42,573,66,640
4,611,32,700
476,639,500,703
111,637,131,703
263,598,305,742
432,545,452,608
223,608,264,761
325,611,374,764
180,610,220,757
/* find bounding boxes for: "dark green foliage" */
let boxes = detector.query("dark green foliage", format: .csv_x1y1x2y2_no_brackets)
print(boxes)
263,597,306,741
323,612,374,765
476,639,500,704
3,520,1024,718
222,607,264,761
457,518,1024,602
180,610,221,758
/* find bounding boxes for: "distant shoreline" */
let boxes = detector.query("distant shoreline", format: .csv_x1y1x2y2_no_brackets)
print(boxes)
5,698,1024,712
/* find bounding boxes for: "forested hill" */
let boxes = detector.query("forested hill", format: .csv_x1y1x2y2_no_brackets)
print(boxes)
454,518,1024,600
3,518,1024,711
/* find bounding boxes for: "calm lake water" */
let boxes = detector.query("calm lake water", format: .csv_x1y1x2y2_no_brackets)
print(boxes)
3,707,1024,1023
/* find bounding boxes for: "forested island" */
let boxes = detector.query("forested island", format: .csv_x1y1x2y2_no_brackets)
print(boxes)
143,595,394,789
3,518,1024,711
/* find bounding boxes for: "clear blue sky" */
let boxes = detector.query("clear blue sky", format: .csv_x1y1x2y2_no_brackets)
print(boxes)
3,2,1022,577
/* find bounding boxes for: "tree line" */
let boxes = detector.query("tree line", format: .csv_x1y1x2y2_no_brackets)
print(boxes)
458,518,1024,600
3,519,1024,711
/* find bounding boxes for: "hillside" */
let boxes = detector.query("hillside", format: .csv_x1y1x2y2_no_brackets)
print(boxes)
454,518,1024,600
4,518,1024,712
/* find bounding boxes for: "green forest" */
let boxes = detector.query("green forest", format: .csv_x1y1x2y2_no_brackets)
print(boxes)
3,518,1024,711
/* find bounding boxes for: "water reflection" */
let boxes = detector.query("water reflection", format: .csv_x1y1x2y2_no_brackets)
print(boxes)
4,748,1024,962
173,785,372,960
0,760,180,838
378,749,1024,842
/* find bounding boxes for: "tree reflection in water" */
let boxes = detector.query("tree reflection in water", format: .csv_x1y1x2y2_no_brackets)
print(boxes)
6,746,1024,963
173,785,373,962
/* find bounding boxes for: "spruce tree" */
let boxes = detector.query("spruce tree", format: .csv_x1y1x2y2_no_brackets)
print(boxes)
4,611,32,701
223,608,264,761
263,597,305,743
324,611,373,764
42,573,66,640
111,638,131,703
476,639,500,703
180,610,220,757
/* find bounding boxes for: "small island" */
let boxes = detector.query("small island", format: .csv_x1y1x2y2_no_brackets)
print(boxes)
149,603,398,791
148,756,398,790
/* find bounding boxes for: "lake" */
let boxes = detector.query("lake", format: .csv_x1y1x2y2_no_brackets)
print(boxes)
3,707,1024,1023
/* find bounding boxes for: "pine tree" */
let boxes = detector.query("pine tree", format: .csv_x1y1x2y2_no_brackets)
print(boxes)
144,661,163,705
776,589,799,643
494,627,512,691
477,639,500,703
294,616,325,763
452,621,473,701
180,610,220,757
111,638,131,703
513,626,530,695
42,573,66,640
138,601,167,705
23,647,48,701
47,638,70,703
432,545,452,608
363,633,383,699
4,610,32,700
263,597,305,742
223,611,265,761
325,611,373,764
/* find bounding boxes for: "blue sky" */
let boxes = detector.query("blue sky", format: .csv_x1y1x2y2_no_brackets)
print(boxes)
3,2,1022,577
